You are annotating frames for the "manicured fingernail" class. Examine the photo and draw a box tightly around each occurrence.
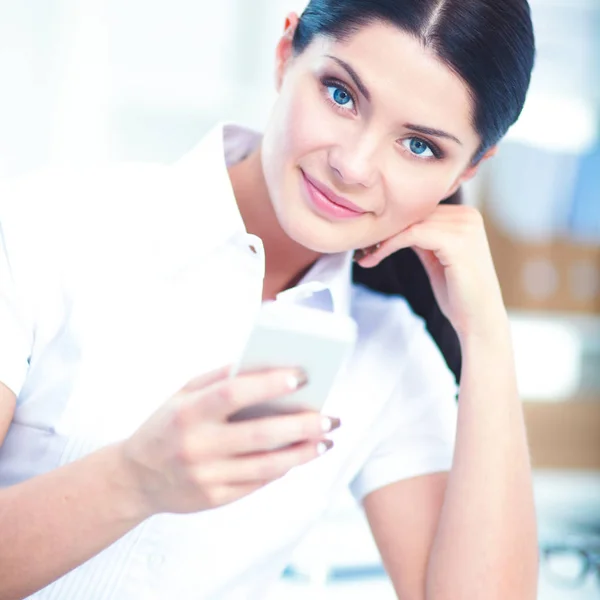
[317,440,334,455]
[321,416,341,433]
[286,370,308,391]
[353,249,367,262]
[353,244,381,263]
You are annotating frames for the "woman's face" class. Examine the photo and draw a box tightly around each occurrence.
[261,18,485,254]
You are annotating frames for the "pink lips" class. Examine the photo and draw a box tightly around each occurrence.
[301,170,366,220]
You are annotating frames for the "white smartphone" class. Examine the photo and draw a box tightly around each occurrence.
[228,301,358,421]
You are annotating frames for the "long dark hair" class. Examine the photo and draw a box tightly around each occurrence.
[292,0,536,382]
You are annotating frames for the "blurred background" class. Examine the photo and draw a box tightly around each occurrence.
[1,0,599,597]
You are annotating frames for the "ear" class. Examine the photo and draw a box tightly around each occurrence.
[444,145,498,198]
[275,13,300,91]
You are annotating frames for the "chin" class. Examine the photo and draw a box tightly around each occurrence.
[278,207,354,255]
[267,170,361,254]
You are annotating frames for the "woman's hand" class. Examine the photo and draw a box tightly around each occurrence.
[355,205,507,340]
[118,366,338,517]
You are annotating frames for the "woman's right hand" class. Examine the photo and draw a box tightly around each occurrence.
[118,366,339,517]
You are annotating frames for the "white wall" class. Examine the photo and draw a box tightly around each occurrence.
[0,0,597,176]
[0,0,310,176]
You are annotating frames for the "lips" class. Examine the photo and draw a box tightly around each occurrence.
[301,171,367,218]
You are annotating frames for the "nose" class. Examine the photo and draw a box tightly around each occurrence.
[328,132,379,188]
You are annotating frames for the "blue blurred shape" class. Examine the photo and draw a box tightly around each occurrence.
[569,144,600,243]
[281,563,388,583]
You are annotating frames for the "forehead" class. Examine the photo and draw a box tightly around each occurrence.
[305,21,479,147]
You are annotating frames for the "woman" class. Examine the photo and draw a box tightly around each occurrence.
[0,1,538,598]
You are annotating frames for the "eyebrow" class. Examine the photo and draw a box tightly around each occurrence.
[326,55,371,101]
[404,123,463,146]
[325,55,463,147]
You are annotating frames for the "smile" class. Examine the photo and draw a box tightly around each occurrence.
[300,170,367,221]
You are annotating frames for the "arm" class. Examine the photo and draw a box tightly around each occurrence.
[357,206,538,600]
[364,472,447,599]
[0,367,337,600]
[364,326,538,599]
[0,383,151,600]
[425,324,538,599]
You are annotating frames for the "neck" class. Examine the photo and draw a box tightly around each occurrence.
[227,145,321,301]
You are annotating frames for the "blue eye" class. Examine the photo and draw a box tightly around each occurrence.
[327,85,354,109]
[402,137,436,158]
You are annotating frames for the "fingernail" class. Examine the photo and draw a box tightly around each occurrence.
[317,440,334,455]
[353,244,381,262]
[321,416,341,433]
[353,249,367,262]
[286,370,308,391]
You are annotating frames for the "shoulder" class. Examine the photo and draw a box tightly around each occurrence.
[1,162,171,227]
[0,162,175,271]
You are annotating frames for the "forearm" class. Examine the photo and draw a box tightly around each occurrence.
[0,442,150,600]
[426,317,538,599]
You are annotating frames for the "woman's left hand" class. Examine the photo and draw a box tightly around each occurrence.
[355,205,507,340]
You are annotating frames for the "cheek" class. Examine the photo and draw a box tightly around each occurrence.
[277,84,339,167]
[263,86,317,187]
[385,166,456,223]
[374,168,455,238]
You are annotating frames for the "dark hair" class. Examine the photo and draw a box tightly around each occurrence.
[293,0,535,163]
[292,0,536,382]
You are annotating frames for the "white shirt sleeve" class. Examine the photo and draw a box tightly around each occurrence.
[0,226,34,397]
[0,178,37,397]
[350,315,459,503]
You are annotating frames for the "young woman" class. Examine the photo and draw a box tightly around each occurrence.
[0,1,538,598]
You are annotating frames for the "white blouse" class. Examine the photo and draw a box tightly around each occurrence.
[0,123,458,600]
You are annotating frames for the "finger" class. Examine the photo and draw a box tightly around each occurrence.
[170,411,340,464]
[211,439,334,484]
[224,412,341,455]
[354,226,420,268]
[182,365,233,392]
[357,223,452,268]
[197,368,308,420]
